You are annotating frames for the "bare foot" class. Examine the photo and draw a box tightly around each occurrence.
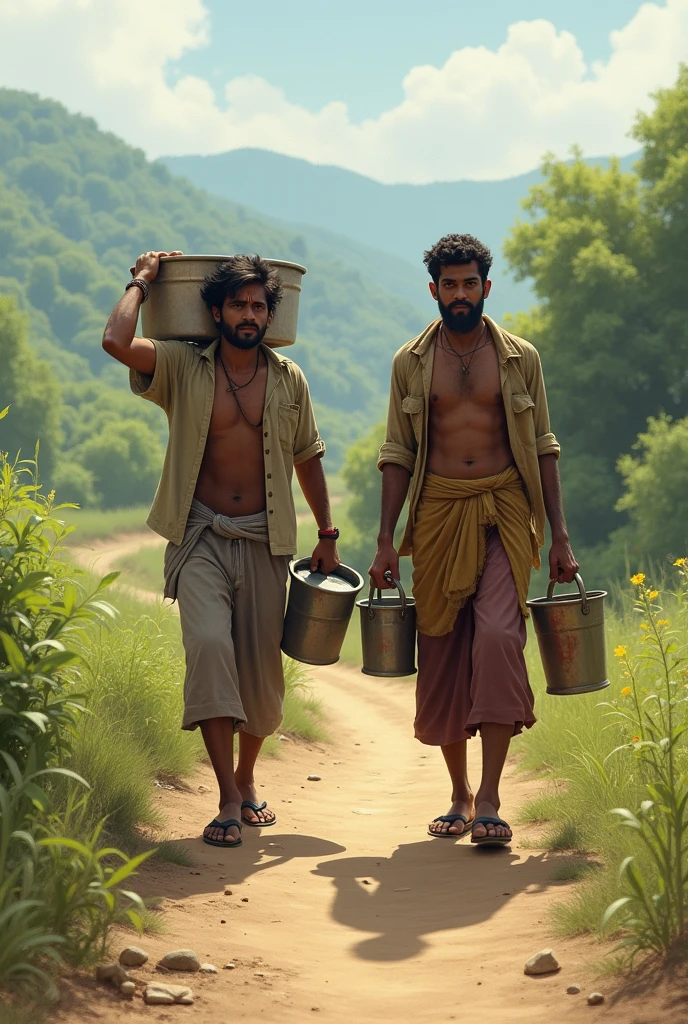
[472,800,512,842]
[237,780,276,825]
[203,798,242,845]
[428,796,475,837]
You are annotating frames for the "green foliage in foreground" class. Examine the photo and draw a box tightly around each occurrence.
[0,435,150,997]
[518,562,688,961]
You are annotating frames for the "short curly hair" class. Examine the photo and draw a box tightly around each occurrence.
[423,234,493,285]
[200,254,283,313]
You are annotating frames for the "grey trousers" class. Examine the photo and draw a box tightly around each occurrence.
[169,501,290,735]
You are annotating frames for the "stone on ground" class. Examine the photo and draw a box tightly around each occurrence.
[566,984,581,995]
[200,963,218,973]
[587,992,605,1006]
[157,949,201,972]
[523,949,561,976]
[96,963,131,987]
[307,774,322,781]
[119,945,149,967]
[144,982,194,1005]
[120,981,136,998]
[223,963,236,970]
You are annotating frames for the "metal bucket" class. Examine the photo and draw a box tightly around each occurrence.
[141,255,306,348]
[357,574,417,678]
[526,573,609,696]
[281,558,364,666]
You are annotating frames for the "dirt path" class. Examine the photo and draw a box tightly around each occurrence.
[55,540,663,1023]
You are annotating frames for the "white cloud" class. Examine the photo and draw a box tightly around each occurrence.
[0,0,686,182]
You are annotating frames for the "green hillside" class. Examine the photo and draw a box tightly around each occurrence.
[0,89,427,495]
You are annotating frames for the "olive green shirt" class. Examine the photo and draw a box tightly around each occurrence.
[130,338,325,553]
[378,315,560,555]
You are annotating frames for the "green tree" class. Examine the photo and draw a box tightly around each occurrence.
[74,419,163,509]
[616,415,688,563]
[0,296,62,478]
[504,67,688,560]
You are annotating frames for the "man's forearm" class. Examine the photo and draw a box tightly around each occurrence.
[378,463,411,541]
[295,456,333,531]
[539,453,568,540]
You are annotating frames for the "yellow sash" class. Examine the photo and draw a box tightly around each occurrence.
[411,466,539,636]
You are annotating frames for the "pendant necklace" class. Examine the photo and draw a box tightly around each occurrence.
[439,323,491,375]
[218,348,264,430]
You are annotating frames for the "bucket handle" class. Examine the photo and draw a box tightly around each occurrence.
[367,571,408,620]
[547,572,590,615]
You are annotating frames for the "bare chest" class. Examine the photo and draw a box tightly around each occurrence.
[429,341,503,415]
[208,364,268,437]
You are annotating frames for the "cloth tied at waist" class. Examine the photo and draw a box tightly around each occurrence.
[411,466,539,636]
[164,499,270,600]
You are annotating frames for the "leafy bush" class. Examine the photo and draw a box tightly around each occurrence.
[0,417,151,996]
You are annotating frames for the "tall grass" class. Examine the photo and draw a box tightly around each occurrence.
[517,564,688,949]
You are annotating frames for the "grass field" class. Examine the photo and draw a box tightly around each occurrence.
[59,505,150,543]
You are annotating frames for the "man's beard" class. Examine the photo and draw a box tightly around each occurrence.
[219,318,268,350]
[437,294,485,334]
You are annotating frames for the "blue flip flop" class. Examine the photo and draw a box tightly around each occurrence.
[428,813,474,839]
[202,817,243,848]
[471,816,512,847]
[241,800,276,828]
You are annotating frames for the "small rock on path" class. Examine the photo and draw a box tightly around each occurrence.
[157,949,201,972]
[119,945,149,967]
[587,992,605,1006]
[524,949,560,976]
[566,984,581,995]
[144,982,194,1005]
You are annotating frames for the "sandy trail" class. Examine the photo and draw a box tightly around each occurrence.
[54,541,665,1023]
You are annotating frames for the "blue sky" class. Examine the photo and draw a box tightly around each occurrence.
[0,0,685,182]
[170,0,647,120]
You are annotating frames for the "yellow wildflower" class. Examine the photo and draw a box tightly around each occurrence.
[631,573,646,585]
[614,645,627,658]
[674,558,686,567]
[657,619,670,627]
[640,623,650,630]
[648,590,659,600]
[633,736,640,743]
[621,686,632,696]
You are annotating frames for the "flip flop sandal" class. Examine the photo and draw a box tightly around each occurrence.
[470,816,512,847]
[241,800,276,828]
[202,817,243,848]
[427,813,474,839]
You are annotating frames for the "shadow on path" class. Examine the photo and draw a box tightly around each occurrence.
[313,840,553,961]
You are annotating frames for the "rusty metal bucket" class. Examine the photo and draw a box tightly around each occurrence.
[526,573,609,695]
[281,558,364,666]
[357,573,417,677]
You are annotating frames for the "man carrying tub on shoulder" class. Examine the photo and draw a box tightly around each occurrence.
[102,251,339,849]
[370,234,578,847]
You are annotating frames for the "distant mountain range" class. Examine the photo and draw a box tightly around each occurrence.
[164,149,639,323]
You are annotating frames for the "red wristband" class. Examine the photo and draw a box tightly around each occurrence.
[318,527,339,540]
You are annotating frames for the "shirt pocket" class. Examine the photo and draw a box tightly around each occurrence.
[278,403,300,452]
[511,392,536,448]
[401,395,424,443]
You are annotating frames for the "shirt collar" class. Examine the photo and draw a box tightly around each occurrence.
[199,337,283,379]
